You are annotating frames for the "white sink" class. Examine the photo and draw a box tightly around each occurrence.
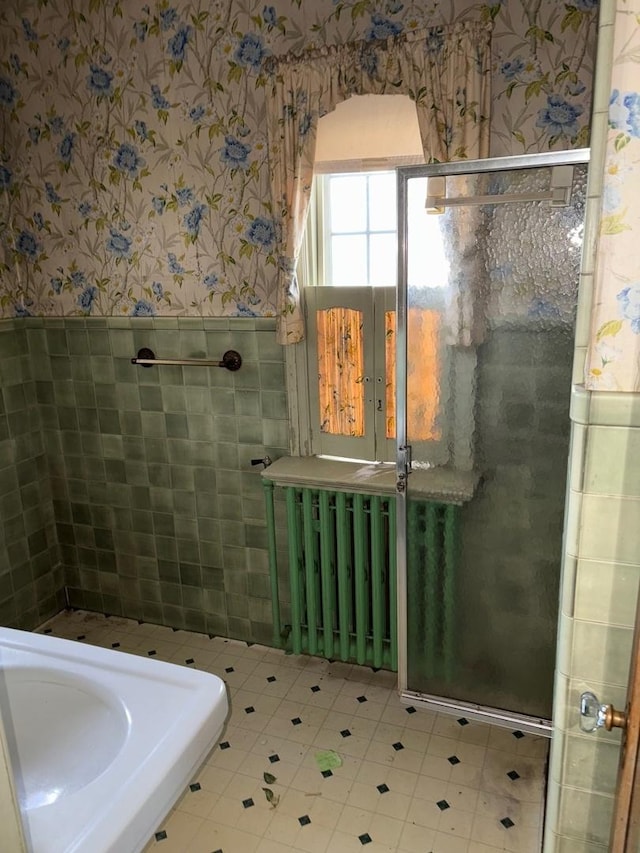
[0,628,228,853]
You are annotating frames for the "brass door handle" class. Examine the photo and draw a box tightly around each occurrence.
[580,691,628,732]
[603,704,627,731]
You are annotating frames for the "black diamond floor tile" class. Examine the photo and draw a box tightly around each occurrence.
[501,817,515,828]
[298,814,311,826]
[437,799,450,811]
[377,783,389,794]
[512,730,525,739]
[507,770,521,780]
[341,729,351,738]
[242,798,254,809]
[448,755,460,765]
[359,833,372,845]
[392,741,404,751]
[269,754,280,763]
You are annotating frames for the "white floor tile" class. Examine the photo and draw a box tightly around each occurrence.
[255,839,296,853]
[398,820,438,852]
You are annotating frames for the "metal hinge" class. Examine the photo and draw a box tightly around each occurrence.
[397,444,412,493]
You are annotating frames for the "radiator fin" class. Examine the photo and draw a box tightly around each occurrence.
[281,486,397,670]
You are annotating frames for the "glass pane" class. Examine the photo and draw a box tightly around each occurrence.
[369,233,396,287]
[316,307,365,436]
[407,177,450,290]
[403,162,588,719]
[386,310,441,442]
[385,312,395,440]
[407,308,441,443]
[329,175,366,232]
[369,172,397,231]
[331,235,367,286]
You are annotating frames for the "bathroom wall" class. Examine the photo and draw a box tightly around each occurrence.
[27,316,288,641]
[0,0,599,637]
[0,0,597,317]
[544,1,640,849]
[546,389,640,850]
[0,321,63,628]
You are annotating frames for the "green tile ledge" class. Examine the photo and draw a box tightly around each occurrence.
[261,456,479,504]
[571,385,640,428]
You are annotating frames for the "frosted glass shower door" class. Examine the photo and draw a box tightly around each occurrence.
[397,153,588,724]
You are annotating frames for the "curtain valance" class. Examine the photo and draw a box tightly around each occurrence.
[265,21,493,344]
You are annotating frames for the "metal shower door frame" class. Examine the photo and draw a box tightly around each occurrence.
[394,148,590,736]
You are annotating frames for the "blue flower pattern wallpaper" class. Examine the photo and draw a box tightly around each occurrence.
[0,0,597,319]
[585,1,640,391]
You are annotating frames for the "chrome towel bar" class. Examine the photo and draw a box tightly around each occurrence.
[131,347,242,371]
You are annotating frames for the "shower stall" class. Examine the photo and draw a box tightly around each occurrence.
[396,150,589,733]
[263,150,588,735]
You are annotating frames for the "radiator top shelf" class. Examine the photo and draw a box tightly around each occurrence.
[261,456,479,505]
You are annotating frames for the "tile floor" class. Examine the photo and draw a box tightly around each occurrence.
[37,610,548,853]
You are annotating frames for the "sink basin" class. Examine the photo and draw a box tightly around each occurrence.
[0,628,228,853]
[8,668,129,809]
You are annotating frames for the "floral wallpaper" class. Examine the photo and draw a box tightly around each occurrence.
[0,0,597,319]
[586,0,640,392]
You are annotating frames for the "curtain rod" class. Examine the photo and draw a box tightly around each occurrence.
[264,19,492,72]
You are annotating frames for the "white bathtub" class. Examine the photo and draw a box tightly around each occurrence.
[0,627,228,853]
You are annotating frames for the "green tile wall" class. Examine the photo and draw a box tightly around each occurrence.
[543,8,634,849]
[1,317,288,643]
[452,327,574,718]
[545,403,640,851]
[0,320,64,628]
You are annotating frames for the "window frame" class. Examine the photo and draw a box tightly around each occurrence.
[305,284,396,462]
[287,169,454,466]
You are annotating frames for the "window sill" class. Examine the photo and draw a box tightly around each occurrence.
[261,456,479,505]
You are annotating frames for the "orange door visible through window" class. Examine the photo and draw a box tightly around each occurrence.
[385,309,441,441]
[315,305,440,442]
[316,307,366,436]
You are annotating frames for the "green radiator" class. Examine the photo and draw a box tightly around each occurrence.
[263,482,457,673]
[406,500,459,682]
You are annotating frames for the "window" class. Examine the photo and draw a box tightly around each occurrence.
[322,172,397,288]
[281,94,474,470]
[299,171,447,464]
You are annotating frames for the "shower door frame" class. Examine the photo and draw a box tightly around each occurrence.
[395,148,591,737]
